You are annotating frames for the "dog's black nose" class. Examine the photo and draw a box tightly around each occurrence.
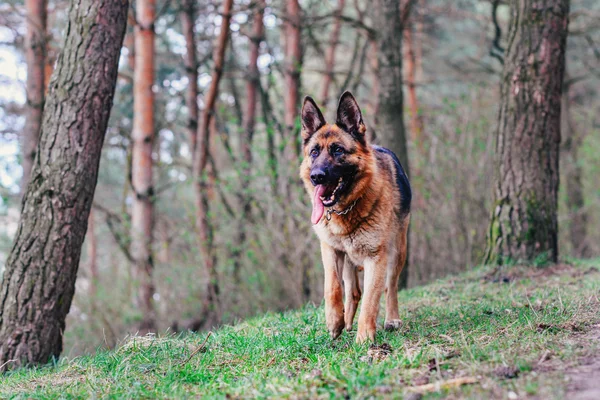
[310,168,327,185]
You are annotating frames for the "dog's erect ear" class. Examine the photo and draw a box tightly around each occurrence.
[336,91,366,139]
[301,96,326,142]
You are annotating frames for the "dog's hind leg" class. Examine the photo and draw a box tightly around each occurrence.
[321,241,345,339]
[384,218,409,331]
[343,257,361,331]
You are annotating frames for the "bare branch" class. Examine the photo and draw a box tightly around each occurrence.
[490,0,505,65]
[92,202,135,263]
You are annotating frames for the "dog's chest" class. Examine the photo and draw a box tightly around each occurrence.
[313,221,380,263]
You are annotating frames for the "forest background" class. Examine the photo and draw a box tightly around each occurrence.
[0,0,598,357]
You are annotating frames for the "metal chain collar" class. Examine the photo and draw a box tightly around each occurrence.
[325,198,360,221]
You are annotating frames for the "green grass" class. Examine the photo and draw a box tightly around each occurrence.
[2,260,599,399]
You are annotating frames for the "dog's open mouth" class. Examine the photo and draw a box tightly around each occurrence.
[311,177,346,224]
[319,177,344,207]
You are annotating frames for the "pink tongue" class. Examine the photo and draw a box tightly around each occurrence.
[311,185,326,224]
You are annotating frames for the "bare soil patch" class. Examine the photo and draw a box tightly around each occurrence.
[566,324,600,400]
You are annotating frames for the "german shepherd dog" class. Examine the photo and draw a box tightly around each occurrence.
[300,91,411,343]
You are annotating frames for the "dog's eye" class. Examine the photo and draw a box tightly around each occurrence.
[310,148,319,158]
[331,145,345,156]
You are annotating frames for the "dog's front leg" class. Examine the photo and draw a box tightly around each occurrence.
[320,241,345,339]
[356,252,387,343]
[343,257,361,332]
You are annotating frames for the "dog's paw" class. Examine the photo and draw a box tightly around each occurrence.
[328,316,345,339]
[384,319,403,331]
[326,308,345,339]
[355,327,376,344]
[329,324,344,340]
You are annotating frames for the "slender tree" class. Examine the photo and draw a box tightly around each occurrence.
[373,0,410,288]
[283,0,302,157]
[402,1,426,216]
[484,0,569,265]
[181,0,199,157]
[320,0,345,108]
[0,0,128,370]
[21,0,48,194]
[242,0,264,204]
[403,14,423,153]
[193,0,234,329]
[131,0,157,331]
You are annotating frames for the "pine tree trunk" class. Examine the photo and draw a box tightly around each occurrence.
[284,0,302,158]
[404,22,423,154]
[181,0,198,158]
[21,0,47,194]
[484,0,569,265]
[374,0,410,288]
[192,0,233,329]
[403,6,426,219]
[414,7,424,83]
[320,0,345,108]
[131,0,157,332]
[0,0,128,370]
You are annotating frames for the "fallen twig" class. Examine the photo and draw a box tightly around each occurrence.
[180,332,212,366]
[408,376,478,393]
[0,359,16,371]
[537,349,552,366]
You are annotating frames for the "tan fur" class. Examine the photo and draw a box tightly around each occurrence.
[300,121,410,343]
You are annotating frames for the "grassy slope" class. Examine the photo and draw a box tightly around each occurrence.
[1,260,599,399]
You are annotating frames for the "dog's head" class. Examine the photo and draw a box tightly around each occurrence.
[300,91,374,224]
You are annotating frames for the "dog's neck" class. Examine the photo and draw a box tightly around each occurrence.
[327,165,382,224]
[325,197,360,221]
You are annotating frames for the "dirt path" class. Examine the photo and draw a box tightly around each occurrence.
[566,324,600,400]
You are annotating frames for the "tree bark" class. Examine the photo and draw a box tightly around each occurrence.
[374,0,410,288]
[484,0,569,265]
[234,0,265,282]
[320,0,345,108]
[21,0,48,194]
[242,1,264,193]
[404,22,423,154]
[131,0,157,332]
[181,0,199,158]
[283,0,302,158]
[0,0,128,370]
[402,3,426,217]
[192,0,233,329]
